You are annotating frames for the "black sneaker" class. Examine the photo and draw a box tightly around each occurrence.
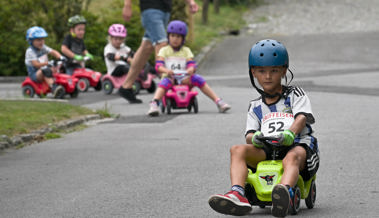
[52,84,65,99]
[271,184,291,217]
[119,86,142,104]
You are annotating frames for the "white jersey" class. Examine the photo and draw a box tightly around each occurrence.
[245,86,317,150]
[25,45,52,74]
[104,43,131,74]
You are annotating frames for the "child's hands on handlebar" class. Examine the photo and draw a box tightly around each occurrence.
[74,54,84,61]
[252,131,264,148]
[277,130,295,146]
[85,53,94,60]
[252,129,295,147]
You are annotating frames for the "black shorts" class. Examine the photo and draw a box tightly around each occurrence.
[111,65,129,77]
[257,139,320,181]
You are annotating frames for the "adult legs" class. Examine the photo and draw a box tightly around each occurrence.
[122,40,154,89]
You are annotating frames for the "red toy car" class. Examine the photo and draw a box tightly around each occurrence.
[22,61,79,99]
[68,58,102,92]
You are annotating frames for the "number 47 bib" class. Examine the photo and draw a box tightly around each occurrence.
[261,112,294,136]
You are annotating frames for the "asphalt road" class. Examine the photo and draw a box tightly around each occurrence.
[1,7,379,218]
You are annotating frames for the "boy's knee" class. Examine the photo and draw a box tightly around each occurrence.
[230,145,247,156]
[283,151,303,166]
[42,67,53,78]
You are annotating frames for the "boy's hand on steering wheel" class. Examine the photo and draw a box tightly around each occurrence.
[278,130,295,146]
[74,54,84,61]
[252,131,264,148]
[85,53,94,60]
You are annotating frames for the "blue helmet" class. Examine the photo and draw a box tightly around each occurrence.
[26,26,48,44]
[248,39,289,68]
[248,39,291,98]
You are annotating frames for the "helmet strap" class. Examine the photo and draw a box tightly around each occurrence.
[248,67,294,99]
[70,30,77,38]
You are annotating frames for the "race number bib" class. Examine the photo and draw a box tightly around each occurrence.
[261,112,294,136]
[165,57,186,70]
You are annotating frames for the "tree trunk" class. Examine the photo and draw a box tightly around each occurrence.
[202,0,209,24]
[214,0,220,14]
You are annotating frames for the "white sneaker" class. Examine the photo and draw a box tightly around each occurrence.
[216,99,231,113]
[147,101,160,116]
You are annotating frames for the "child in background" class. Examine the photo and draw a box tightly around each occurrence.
[61,15,94,75]
[104,24,134,77]
[208,39,319,217]
[147,20,231,116]
[25,26,65,97]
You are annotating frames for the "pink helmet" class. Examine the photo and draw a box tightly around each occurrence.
[108,24,127,37]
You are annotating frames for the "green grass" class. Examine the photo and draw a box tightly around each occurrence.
[0,100,95,137]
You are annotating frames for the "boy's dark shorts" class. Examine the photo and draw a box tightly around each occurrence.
[253,138,320,181]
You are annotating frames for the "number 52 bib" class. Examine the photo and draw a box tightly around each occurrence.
[261,112,294,136]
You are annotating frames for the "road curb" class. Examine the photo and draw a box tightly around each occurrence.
[194,40,218,68]
[0,114,104,150]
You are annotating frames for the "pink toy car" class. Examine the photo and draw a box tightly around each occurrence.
[102,64,156,95]
[161,70,198,114]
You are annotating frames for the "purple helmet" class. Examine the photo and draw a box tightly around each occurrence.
[167,20,188,38]
[108,24,127,38]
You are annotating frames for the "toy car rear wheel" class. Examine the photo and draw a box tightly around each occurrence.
[166,98,172,114]
[22,85,35,98]
[290,186,301,215]
[102,79,114,95]
[305,180,316,209]
[77,78,89,92]
[193,97,198,113]
[94,80,102,91]
[70,87,79,98]
[147,80,156,93]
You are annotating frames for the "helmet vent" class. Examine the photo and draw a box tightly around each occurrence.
[272,43,276,46]
[273,53,277,56]
[261,43,265,47]
[260,53,264,57]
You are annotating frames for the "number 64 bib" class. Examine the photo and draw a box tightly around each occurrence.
[165,57,186,70]
[261,112,294,136]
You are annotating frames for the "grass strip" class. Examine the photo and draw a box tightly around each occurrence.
[0,100,95,137]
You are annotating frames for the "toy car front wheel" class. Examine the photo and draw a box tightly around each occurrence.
[102,79,114,95]
[193,97,198,113]
[166,98,172,114]
[54,86,66,99]
[22,85,35,98]
[305,180,316,209]
[290,186,301,215]
[77,78,89,92]
[70,87,79,98]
